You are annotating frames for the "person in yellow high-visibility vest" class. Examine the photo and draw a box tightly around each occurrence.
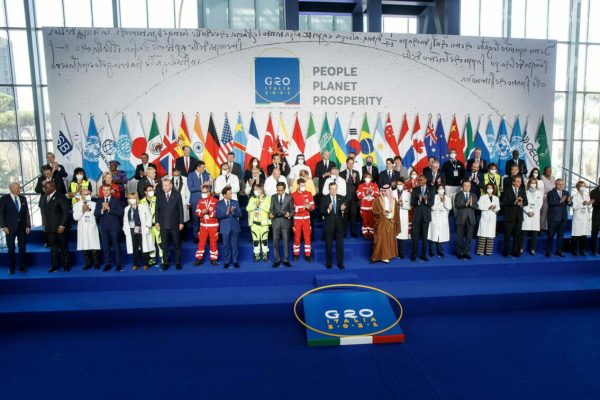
[139,184,162,268]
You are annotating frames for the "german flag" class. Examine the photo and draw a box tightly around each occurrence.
[204,114,221,179]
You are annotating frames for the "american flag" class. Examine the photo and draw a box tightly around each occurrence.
[217,114,233,165]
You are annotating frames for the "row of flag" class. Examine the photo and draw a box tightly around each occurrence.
[56,111,551,181]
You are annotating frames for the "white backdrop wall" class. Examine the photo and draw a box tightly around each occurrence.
[42,27,556,173]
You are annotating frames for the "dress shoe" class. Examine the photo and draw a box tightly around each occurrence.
[326,264,333,269]
[83,264,93,271]
[381,259,390,263]
[305,255,313,262]
[420,255,429,262]
[102,265,112,272]
[132,265,139,271]
[338,265,345,270]
[283,261,292,267]
[529,250,536,255]
[557,252,565,257]
[351,233,358,238]
[457,254,464,260]
[398,253,404,259]
[18,267,27,273]
[142,265,150,271]
[64,266,71,272]
[210,260,218,266]
[293,256,299,262]
[223,263,230,269]
[176,264,183,270]
[233,263,240,269]
[115,266,123,272]
[463,254,472,260]
[94,264,101,270]
[8,268,15,275]
[545,251,551,257]
[428,250,434,257]
[437,249,444,257]
[48,267,59,273]
[272,261,280,268]
[579,251,586,256]
[161,264,170,271]
[194,259,203,266]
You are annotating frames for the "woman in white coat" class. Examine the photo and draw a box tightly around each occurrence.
[427,185,452,257]
[520,178,544,255]
[123,193,154,270]
[391,177,412,258]
[571,181,593,256]
[288,154,312,186]
[476,183,501,256]
[72,187,101,270]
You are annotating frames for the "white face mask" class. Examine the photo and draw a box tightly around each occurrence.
[252,161,258,167]
[222,170,229,176]
[201,193,208,199]
[438,189,445,195]
[450,153,457,160]
[410,174,417,180]
[76,174,84,180]
[489,169,496,175]
[128,198,137,205]
[533,173,539,178]
[298,159,304,164]
[147,191,154,198]
[365,178,372,183]
[397,185,404,192]
[299,185,306,192]
[253,190,260,197]
[84,195,92,201]
[578,187,585,193]
[487,188,494,194]
[529,185,537,191]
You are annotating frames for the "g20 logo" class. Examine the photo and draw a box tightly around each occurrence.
[324,309,374,319]
[255,57,300,105]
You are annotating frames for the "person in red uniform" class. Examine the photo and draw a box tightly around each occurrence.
[356,172,380,238]
[194,184,219,266]
[291,178,315,262]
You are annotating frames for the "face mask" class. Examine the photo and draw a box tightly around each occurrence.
[201,193,208,199]
[84,195,92,201]
[128,199,137,205]
[533,173,539,178]
[147,191,154,197]
[410,174,417,180]
[487,188,494,194]
[365,178,371,183]
[252,161,258,167]
[438,189,445,195]
[489,169,496,175]
[222,170,229,176]
[529,185,537,190]
[366,161,373,167]
[450,153,457,159]
[578,187,585,193]
[397,185,404,192]
[299,185,306,192]
[298,159,304,164]
[76,174,84,180]
[253,191,260,197]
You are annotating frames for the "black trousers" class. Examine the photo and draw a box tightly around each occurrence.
[100,229,121,267]
[47,232,68,268]
[345,199,358,235]
[411,218,429,257]
[456,222,474,256]
[572,236,587,255]
[520,231,538,252]
[160,228,181,265]
[546,220,565,254]
[5,228,26,270]
[131,232,150,266]
[324,231,344,266]
[503,219,523,256]
[83,250,99,268]
[591,216,600,253]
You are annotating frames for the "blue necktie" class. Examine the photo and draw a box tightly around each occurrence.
[332,197,336,212]
[14,196,19,212]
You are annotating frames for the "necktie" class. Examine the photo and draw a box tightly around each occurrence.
[185,157,189,171]
[421,187,425,196]
[279,195,283,205]
[226,200,230,208]
[347,171,351,182]
[325,161,328,169]
[514,188,518,197]
[465,193,469,200]
[368,167,371,174]
[332,196,336,212]
[105,198,108,204]
[166,193,170,202]
[388,171,391,179]
[13,196,19,212]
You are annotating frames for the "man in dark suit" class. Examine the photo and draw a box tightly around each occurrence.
[463,161,485,195]
[225,152,244,184]
[320,182,346,270]
[269,182,294,267]
[216,186,242,269]
[410,175,435,261]
[502,164,524,194]
[137,166,162,199]
[378,158,401,188]
[94,184,124,271]
[424,160,445,189]
[340,157,360,237]
[454,181,479,259]
[504,149,528,176]
[361,155,379,183]
[267,153,290,179]
[590,177,600,254]
[0,182,30,274]
[134,153,157,180]
[35,165,66,194]
[545,179,572,257]
[466,148,488,173]
[174,146,198,177]
[315,151,336,194]
[155,178,184,270]
[40,180,70,272]
[501,175,528,257]
[41,152,68,181]
[422,156,437,176]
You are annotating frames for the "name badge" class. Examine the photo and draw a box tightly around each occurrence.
[129,220,135,228]
[453,170,459,177]
[134,226,141,234]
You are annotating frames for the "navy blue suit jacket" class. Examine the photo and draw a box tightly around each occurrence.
[0,194,30,232]
[546,189,572,223]
[94,197,124,232]
[188,170,212,207]
[216,199,241,234]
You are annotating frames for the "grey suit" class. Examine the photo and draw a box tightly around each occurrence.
[270,193,294,262]
[453,190,479,256]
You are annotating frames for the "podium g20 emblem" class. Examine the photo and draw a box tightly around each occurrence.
[255,57,300,105]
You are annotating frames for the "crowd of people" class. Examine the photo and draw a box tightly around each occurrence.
[1,148,600,275]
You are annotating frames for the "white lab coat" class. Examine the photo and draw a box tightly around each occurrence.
[522,189,543,231]
[321,176,347,196]
[392,188,412,240]
[214,174,240,200]
[122,203,154,254]
[171,175,191,222]
[571,191,592,236]
[477,194,501,238]
[264,175,290,197]
[72,200,101,250]
[428,194,452,242]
